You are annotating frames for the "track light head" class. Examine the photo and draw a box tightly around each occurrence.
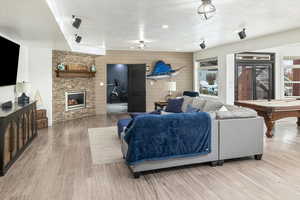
[200,41,206,49]
[72,15,82,29]
[138,40,146,49]
[238,28,247,40]
[75,34,82,43]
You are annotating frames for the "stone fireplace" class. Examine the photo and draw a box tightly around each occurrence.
[52,50,96,123]
[65,91,86,111]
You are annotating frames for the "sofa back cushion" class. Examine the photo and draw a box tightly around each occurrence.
[202,100,224,112]
[186,104,200,113]
[192,98,207,111]
[181,96,195,112]
[165,98,184,113]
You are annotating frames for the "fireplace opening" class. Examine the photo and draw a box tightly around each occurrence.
[65,91,86,111]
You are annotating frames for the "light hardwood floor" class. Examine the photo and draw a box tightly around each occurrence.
[1,115,300,200]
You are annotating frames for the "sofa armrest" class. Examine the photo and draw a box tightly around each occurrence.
[219,117,264,160]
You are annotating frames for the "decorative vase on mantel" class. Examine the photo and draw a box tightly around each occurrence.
[90,65,96,72]
[57,63,66,71]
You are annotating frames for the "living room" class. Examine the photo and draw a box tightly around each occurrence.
[2,0,300,199]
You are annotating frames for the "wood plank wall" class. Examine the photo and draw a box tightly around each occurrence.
[95,50,194,113]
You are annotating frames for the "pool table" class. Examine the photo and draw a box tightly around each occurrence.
[235,99,300,138]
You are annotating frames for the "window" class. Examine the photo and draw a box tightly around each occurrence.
[197,58,218,96]
[283,57,300,97]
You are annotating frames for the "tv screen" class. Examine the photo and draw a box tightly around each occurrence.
[0,35,20,87]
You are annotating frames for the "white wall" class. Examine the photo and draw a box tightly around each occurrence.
[0,45,53,126]
[194,27,300,104]
[0,31,53,125]
[28,48,53,126]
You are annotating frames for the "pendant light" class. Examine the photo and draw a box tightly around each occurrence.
[197,0,216,20]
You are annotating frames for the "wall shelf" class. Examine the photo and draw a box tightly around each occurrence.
[55,70,96,78]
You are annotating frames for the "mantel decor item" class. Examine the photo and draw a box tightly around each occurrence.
[57,63,66,71]
[165,81,177,101]
[90,65,96,72]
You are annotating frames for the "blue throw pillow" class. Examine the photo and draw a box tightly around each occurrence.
[186,104,200,113]
[165,98,184,113]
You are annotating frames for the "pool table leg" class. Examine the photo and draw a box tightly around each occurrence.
[263,115,274,138]
[297,118,300,127]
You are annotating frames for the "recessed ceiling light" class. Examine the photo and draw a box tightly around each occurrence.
[162,25,169,29]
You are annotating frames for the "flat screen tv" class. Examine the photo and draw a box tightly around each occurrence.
[0,35,20,87]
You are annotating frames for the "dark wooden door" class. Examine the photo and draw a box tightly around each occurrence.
[127,64,146,112]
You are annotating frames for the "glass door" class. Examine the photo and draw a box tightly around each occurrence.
[237,66,253,100]
[236,64,273,100]
[255,66,271,99]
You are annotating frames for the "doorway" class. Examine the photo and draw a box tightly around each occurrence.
[106,64,146,114]
[107,64,128,113]
[235,53,275,101]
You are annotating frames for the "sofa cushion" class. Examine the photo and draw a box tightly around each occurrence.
[165,98,184,113]
[216,108,257,119]
[224,104,242,111]
[202,100,224,112]
[192,98,207,111]
[181,96,194,112]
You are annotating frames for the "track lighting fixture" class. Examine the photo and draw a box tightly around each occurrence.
[200,41,206,49]
[197,0,216,20]
[238,28,247,40]
[138,41,146,49]
[72,15,82,29]
[75,34,82,43]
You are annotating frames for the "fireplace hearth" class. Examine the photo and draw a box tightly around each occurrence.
[65,91,86,111]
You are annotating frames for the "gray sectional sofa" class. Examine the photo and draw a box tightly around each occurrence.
[120,96,264,178]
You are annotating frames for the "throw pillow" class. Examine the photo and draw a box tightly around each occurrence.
[202,100,224,112]
[219,105,228,112]
[165,98,184,113]
[181,96,194,112]
[186,104,200,113]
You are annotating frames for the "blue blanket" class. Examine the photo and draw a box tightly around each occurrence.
[124,112,212,165]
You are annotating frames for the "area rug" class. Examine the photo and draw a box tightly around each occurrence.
[88,126,123,165]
